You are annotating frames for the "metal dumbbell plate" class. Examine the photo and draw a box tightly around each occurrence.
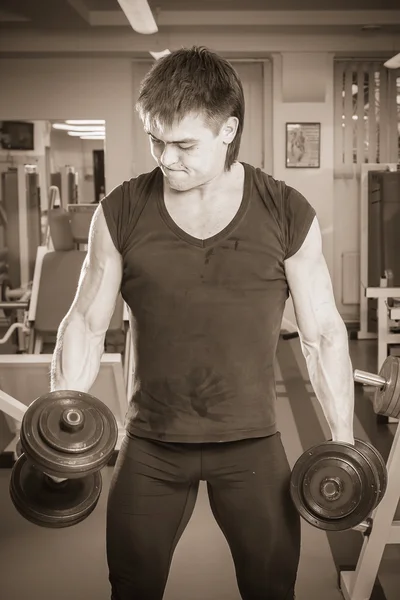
[15,438,23,458]
[20,390,118,479]
[354,439,387,507]
[10,454,102,528]
[374,356,400,418]
[290,441,379,531]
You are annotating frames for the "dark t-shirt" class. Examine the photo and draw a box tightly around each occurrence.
[101,162,316,443]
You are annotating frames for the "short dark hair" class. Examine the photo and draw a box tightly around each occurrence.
[135,46,245,171]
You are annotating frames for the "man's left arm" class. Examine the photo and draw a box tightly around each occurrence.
[284,215,355,445]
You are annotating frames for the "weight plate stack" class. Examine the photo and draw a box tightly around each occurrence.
[10,454,102,528]
[374,356,400,418]
[354,439,387,508]
[20,390,118,479]
[290,441,379,531]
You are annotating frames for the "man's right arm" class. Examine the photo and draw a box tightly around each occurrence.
[50,204,123,393]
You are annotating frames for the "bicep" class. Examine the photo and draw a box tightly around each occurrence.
[284,216,343,346]
[68,204,123,336]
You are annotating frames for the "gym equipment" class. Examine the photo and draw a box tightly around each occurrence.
[93,149,105,204]
[0,165,41,353]
[1,165,41,289]
[366,170,400,335]
[15,438,22,458]
[290,438,387,532]
[354,355,400,419]
[10,454,102,528]
[68,204,96,245]
[9,390,117,528]
[19,390,118,478]
[50,166,78,209]
[358,165,400,379]
[47,186,75,251]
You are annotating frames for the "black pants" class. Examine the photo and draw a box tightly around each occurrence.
[106,432,300,600]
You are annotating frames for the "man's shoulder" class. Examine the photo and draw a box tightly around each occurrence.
[244,162,286,203]
[106,166,161,203]
[124,166,160,193]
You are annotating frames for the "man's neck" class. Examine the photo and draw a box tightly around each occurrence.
[166,161,242,203]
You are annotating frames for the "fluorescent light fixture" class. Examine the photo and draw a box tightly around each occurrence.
[116,0,158,34]
[68,131,105,137]
[66,120,105,125]
[384,53,400,69]
[80,136,105,140]
[53,123,105,132]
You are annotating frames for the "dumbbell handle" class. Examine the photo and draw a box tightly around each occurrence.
[354,369,386,388]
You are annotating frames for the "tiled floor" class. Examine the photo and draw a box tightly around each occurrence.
[0,334,399,600]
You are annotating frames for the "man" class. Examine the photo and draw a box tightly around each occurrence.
[51,46,354,600]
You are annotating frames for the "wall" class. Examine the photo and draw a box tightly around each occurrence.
[0,59,134,193]
[272,53,338,325]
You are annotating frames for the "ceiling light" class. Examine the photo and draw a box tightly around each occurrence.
[80,136,105,140]
[66,120,105,125]
[67,131,105,137]
[384,53,400,69]
[54,123,105,132]
[116,0,158,34]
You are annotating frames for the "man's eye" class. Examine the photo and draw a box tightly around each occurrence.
[150,137,193,150]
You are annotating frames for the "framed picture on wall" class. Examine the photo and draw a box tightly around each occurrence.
[285,122,320,168]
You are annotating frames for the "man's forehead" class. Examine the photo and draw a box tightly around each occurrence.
[145,129,200,144]
[145,113,210,142]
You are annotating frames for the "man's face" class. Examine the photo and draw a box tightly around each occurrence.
[145,112,237,192]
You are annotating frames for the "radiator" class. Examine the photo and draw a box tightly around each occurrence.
[342,251,360,305]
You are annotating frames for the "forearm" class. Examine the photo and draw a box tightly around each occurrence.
[301,323,355,443]
[50,314,105,393]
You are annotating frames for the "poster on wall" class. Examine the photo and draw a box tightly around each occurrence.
[285,122,320,168]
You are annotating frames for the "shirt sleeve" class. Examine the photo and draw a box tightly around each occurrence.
[100,182,130,255]
[281,184,316,260]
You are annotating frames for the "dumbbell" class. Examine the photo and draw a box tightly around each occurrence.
[9,390,118,528]
[290,438,387,533]
[353,355,400,419]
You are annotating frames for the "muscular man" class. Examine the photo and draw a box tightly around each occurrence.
[51,46,355,600]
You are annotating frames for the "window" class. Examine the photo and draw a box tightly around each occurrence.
[334,61,400,174]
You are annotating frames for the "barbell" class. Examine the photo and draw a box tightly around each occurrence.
[10,390,118,528]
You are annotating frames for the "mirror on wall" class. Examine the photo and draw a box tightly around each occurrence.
[0,119,106,208]
[49,119,106,206]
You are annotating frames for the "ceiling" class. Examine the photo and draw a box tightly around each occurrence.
[85,0,399,9]
[0,0,399,31]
